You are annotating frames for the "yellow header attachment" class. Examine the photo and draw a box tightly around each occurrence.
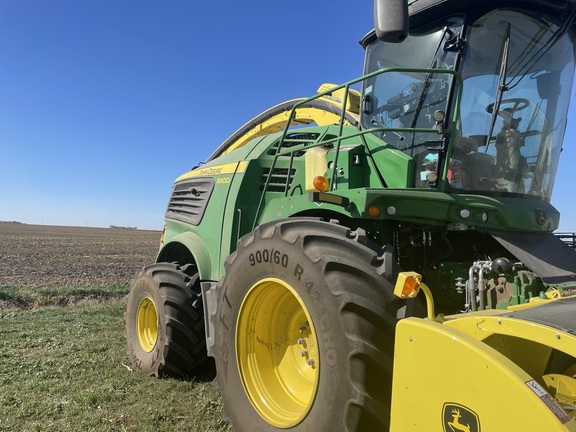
[209,84,361,160]
[316,83,360,114]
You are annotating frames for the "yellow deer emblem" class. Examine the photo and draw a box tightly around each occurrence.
[448,408,471,432]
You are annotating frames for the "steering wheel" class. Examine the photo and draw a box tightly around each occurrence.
[486,98,530,116]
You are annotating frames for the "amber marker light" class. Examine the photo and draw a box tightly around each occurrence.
[367,205,381,218]
[394,271,439,321]
[313,176,329,192]
[394,272,422,299]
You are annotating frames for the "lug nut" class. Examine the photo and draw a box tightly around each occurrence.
[300,350,308,357]
[297,338,306,345]
[306,359,315,367]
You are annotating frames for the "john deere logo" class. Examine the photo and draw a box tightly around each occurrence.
[536,208,546,225]
[442,403,480,432]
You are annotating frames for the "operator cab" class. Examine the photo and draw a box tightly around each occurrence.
[361,4,576,201]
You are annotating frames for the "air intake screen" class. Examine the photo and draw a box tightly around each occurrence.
[165,178,215,225]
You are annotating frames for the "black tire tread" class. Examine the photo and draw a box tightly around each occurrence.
[126,262,213,377]
[217,218,400,431]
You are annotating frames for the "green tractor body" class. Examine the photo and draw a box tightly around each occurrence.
[126,1,576,430]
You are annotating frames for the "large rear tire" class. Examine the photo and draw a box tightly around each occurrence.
[214,219,401,431]
[125,262,212,377]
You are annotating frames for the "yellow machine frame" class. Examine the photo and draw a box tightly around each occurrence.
[391,272,576,431]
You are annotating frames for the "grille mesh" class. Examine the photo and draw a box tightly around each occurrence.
[165,178,215,225]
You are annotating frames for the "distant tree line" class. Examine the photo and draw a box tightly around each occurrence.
[110,225,138,230]
[0,221,25,224]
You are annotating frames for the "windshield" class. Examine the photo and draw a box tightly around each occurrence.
[362,8,576,201]
[362,17,464,189]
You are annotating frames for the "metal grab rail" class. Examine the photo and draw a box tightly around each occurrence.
[253,67,464,229]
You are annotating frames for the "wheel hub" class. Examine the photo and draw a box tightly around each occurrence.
[236,278,320,428]
[136,297,158,352]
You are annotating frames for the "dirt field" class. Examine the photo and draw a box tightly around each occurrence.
[0,222,161,287]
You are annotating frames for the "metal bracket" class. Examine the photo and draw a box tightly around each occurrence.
[200,281,218,358]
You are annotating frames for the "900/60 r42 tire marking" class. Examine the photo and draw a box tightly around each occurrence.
[248,248,289,267]
[214,218,401,432]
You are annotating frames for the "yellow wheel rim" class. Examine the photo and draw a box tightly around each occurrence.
[136,297,158,352]
[236,278,319,428]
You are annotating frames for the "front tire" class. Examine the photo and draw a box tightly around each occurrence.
[125,262,212,377]
[214,219,401,431]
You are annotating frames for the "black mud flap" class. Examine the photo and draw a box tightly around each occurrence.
[488,230,576,285]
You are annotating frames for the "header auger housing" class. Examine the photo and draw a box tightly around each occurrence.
[126,0,576,430]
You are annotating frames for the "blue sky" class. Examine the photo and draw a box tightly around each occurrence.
[0,1,575,231]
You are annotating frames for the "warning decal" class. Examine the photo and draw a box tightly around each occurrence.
[525,379,571,424]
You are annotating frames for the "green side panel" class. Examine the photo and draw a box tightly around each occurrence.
[334,146,366,189]
[188,135,268,171]
[160,135,275,281]
[160,221,213,279]
[161,166,246,281]
[259,189,559,233]
[217,161,264,278]
[362,190,559,231]
[363,133,414,188]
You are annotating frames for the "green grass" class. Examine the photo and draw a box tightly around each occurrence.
[0,287,232,432]
[0,285,130,309]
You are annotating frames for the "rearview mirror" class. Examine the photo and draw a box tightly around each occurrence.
[374,0,409,43]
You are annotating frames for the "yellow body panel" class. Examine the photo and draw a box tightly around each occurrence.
[391,318,576,432]
[175,161,248,182]
[443,314,576,366]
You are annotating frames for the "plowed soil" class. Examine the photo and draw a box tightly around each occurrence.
[0,223,160,287]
